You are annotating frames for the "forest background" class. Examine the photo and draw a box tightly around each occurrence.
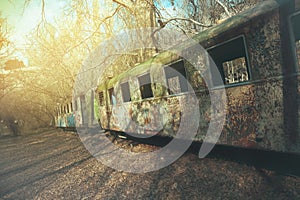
[0,0,259,134]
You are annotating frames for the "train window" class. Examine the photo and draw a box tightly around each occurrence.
[98,91,104,106]
[108,88,116,105]
[138,73,153,99]
[121,82,131,102]
[208,36,250,85]
[291,13,300,68]
[74,100,78,111]
[80,95,86,124]
[164,60,188,94]
[91,90,94,121]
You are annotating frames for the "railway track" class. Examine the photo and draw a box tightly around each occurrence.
[104,130,300,177]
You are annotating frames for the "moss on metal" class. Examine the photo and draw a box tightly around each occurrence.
[97,0,285,92]
[95,0,300,153]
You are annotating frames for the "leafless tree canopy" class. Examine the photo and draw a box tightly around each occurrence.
[0,0,260,132]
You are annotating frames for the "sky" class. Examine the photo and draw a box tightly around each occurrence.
[0,0,176,64]
[0,0,67,61]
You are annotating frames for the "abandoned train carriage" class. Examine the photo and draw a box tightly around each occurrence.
[54,102,76,129]
[93,0,300,153]
[55,90,100,129]
[55,0,300,153]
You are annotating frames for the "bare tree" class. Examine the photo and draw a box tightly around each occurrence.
[0,0,262,132]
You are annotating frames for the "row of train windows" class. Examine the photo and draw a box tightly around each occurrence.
[98,36,250,105]
[98,10,300,106]
[98,11,300,106]
[98,61,190,106]
[57,103,73,115]
[98,12,300,106]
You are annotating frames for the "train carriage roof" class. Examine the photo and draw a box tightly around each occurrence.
[192,0,282,44]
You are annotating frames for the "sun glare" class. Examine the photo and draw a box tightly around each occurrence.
[0,0,66,51]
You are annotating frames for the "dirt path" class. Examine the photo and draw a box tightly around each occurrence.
[0,130,300,199]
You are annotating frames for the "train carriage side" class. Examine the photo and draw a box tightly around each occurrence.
[96,52,189,135]
[55,102,76,130]
[191,0,300,153]
[95,0,300,154]
[73,89,100,129]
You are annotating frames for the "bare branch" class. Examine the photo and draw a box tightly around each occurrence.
[151,17,212,41]
[112,0,133,13]
[161,17,212,28]
[41,0,46,22]
[216,0,232,17]
[65,5,123,54]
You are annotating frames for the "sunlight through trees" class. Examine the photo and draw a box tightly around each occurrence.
[0,0,259,133]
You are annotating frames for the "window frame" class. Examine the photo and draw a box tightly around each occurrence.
[98,91,104,106]
[120,81,131,103]
[62,105,65,114]
[66,103,69,113]
[74,100,78,111]
[289,11,300,71]
[138,72,154,99]
[163,59,189,95]
[80,95,86,124]
[58,106,61,116]
[108,87,115,105]
[206,35,251,87]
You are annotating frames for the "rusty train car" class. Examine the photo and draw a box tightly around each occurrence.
[57,0,300,154]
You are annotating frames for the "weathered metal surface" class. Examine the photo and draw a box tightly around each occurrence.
[55,113,76,128]
[94,0,300,153]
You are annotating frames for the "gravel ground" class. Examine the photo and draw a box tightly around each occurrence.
[0,129,300,200]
